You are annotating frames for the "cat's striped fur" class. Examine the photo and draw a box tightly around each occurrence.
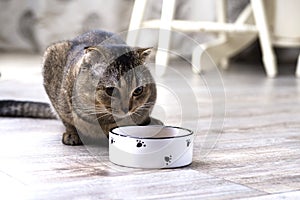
[0,100,55,119]
[0,30,162,145]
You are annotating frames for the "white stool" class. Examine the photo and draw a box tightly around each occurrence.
[127,0,300,77]
[127,0,258,76]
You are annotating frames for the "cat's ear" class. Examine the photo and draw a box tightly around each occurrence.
[84,46,98,54]
[84,46,108,60]
[43,40,72,78]
[135,47,152,62]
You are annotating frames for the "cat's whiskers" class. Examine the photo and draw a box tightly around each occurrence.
[72,105,110,118]
[96,113,113,120]
[137,105,153,111]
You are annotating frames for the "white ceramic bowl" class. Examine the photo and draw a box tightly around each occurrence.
[109,125,194,168]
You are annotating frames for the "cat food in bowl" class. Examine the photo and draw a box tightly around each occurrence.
[109,125,194,168]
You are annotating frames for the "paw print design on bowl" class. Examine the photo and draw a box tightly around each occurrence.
[164,155,172,165]
[186,139,191,147]
[136,140,146,148]
[110,137,115,144]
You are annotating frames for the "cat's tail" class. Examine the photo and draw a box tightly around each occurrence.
[0,100,57,119]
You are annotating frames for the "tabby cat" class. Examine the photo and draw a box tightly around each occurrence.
[0,30,162,145]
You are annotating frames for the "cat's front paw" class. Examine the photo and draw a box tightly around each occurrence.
[149,117,164,125]
[62,132,83,146]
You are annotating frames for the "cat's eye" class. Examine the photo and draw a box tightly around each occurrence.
[105,87,120,97]
[133,86,144,96]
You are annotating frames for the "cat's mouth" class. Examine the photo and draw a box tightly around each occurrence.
[109,111,145,124]
[112,112,133,122]
[93,111,131,124]
[94,106,148,124]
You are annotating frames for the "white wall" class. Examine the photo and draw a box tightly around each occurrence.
[0,0,247,54]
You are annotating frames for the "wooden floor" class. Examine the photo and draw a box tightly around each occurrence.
[0,53,300,199]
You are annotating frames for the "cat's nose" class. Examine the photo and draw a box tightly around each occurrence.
[121,105,129,114]
[121,102,132,114]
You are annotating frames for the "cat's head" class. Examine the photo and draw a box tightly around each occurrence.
[73,45,156,126]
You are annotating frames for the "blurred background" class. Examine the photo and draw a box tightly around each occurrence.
[0,0,299,69]
[0,0,257,60]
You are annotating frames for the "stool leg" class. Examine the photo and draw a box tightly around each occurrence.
[155,0,176,76]
[126,0,148,46]
[251,0,277,78]
[192,36,227,74]
[216,0,229,70]
[296,53,300,77]
[192,44,203,74]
